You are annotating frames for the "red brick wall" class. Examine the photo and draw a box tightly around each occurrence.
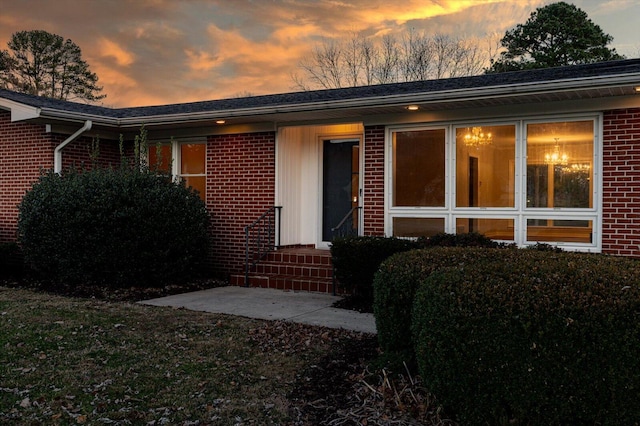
[0,112,56,242]
[61,136,123,170]
[602,108,640,256]
[206,131,276,276]
[363,125,385,236]
[0,112,124,243]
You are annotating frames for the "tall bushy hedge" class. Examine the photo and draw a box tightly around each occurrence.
[411,251,640,424]
[18,166,210,288]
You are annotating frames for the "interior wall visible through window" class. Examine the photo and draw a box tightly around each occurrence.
[387,116,598,249]
[148,140,207,200]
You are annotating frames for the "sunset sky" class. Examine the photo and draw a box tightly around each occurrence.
[0,0,638,107]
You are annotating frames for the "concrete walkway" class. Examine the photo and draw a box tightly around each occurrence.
[141,286,376,334]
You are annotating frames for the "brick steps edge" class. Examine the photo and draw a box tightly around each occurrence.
[230,274,341,294]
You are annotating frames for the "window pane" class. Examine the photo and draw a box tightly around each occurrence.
[527,165,548,207]
[393,129,445,207]
[181,143,206,174]
[456,218,514,240]
[183,176,206,200]
[526,121,593,208]
[148,144,172,173]
[393,217,444,237]
[553,165,590,208]
[527,219,592,243]
[456,125,515,207]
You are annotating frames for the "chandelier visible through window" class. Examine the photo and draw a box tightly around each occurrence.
[544,138,569,165]
[464,127,492,148]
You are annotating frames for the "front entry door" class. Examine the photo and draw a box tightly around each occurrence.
[322,139,360,242]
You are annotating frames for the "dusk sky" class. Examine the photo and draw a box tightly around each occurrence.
[1,0,638,107]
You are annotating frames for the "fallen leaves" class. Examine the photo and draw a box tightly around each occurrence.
[1,286,446,425]
[248,319,372,356]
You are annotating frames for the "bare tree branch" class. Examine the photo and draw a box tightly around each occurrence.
[293,30,493,90]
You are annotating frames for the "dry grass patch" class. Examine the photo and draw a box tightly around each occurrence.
[0,287,367,425]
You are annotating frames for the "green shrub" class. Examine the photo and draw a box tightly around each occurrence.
[373,247,511,362]
[417,231,503,248]
[18,166,210,288]
[412,251,640,425]
[333,232,502,310]
[0,242,23,279]
[330,236,418,303]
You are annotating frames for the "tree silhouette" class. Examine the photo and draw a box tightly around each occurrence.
[487,2,624,73]
[0,30,105,102]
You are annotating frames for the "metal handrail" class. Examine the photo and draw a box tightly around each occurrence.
[331,206,362,295]
[331,206,362,239]
[244,206,282,286]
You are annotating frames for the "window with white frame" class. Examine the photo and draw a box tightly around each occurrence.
[387,116,599,249]
[148,140,206,200]
[391,128,446,237]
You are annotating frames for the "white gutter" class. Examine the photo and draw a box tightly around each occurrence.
[54,120,92,173]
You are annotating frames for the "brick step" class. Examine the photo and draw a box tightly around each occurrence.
[253,262,333,279]
[264,249,332,267]
[230,274,339,294]
[233,248,338,294]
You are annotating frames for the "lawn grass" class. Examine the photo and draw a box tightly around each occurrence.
[0,286,368,425]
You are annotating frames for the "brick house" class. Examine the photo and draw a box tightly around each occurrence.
[1,59,640,291]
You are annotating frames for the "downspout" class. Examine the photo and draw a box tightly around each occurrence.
[54,120,93,173]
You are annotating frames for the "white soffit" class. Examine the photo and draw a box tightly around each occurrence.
[0,98,40,121]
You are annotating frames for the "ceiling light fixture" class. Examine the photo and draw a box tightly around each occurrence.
[216,120,226,124]
[407,105,419,111]
[464,127,492,148]
[634,86,640,93]
[544,137,569,165]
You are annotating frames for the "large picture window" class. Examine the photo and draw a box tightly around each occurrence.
[387,116,598,250]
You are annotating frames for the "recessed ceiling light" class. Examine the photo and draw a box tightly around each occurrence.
[634,86,640,93]
[407,105,419,111]
[216,120,226,124]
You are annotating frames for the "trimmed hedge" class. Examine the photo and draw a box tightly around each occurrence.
[373,247,510,359]
[418,231,503,248]
[333,233,498,307]
[331,236,418,303]
[18,167,210,288]
[411,251,640,424]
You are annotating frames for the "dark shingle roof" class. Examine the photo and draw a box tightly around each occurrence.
[2,59,640,120]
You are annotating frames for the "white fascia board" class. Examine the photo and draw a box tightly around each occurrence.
[0,98,40,121]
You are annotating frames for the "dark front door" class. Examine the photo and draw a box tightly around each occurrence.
[322,139,359,241]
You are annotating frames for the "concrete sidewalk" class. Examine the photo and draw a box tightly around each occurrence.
[140,286,376,334]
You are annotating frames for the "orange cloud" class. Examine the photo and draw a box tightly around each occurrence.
[185,49,219,72]
[97,38,135,66]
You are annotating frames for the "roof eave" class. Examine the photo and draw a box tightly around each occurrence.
[0,98,41,121]
[17,72,640,128]
[113,73,640,126]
